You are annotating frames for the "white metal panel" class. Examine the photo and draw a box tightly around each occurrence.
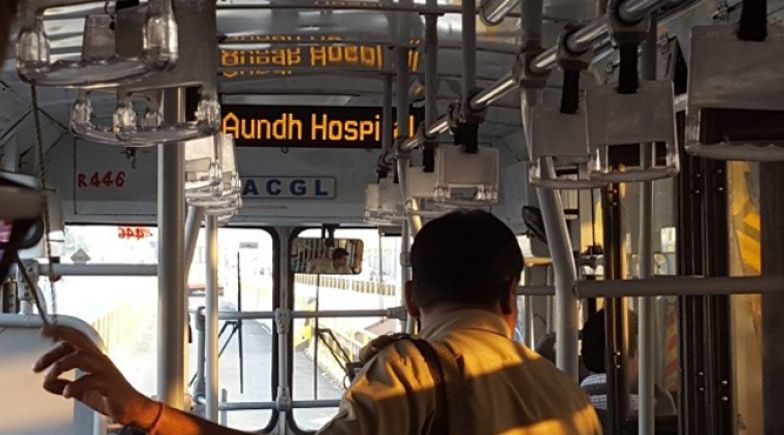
[72,140,157,218]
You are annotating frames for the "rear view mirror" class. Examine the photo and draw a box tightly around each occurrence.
[291,238,364,275]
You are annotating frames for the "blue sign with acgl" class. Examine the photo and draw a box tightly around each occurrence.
[241,176,336,199]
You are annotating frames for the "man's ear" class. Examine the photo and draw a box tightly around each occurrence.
[404,281,421,318]
[500,279,519,315]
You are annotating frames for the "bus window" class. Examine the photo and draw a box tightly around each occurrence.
[50,225,276,431]
[291,228,403,431]
[50,225,159,395]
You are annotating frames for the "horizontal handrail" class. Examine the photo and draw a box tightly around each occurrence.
[215,307,407,321]
[216,399,341,411]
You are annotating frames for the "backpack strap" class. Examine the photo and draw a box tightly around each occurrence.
[360,334,464,435]
[409,338,450,435]
[423,339,466,435]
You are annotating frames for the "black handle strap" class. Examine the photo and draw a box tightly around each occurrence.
[617,42,640,94]
[423,142,436,173]
[454,122,479,154]
[738,0,768,41]
[557,23,593,115]
[377,163,390,181]
[560,68,581,114]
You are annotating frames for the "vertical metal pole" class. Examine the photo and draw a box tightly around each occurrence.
[219,389,228,426]
[394,43,411,194]
[157,87,186,409]
[604,180,630,435]
[521,0,543,46]
[205,215,219,421]
[638,16,657,435]
[184,206,205,278]
[396,47,410,143]
[395,2,415,335]
[545,266,554,334]
[521,0,545,352]
[185,205,204,396]
[536,158,580,380]
[313,275,320,399]
[638,173,656,434]
[394,0,410,143]
[760,162,784,434]
[236,251,245,394]
[276,227,293,433]
[461,0,477,119]
[524,294,535,348]
[382,74,393,157]
[193,308,206,399]
[402,221,414,334]
[378,232,385,308]
[424,0,438,128]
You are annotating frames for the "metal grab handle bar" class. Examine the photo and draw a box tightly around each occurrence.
[217,308,407,321]
[400,0,677,153]
[215,399,341,411]
[39,263,158,276]
[574,276,784,297]
[517,276,784,297]
[70,95,219,147]
[17,0,178,88]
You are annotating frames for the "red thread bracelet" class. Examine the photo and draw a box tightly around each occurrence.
[146,402,165,434]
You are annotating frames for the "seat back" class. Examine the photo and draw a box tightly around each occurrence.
[0,314,106,435]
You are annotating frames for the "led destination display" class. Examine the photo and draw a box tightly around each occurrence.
[222,105,422,148]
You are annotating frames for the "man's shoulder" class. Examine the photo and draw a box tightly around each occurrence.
[359,334,430,366]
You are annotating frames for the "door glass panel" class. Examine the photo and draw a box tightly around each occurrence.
[291,228,403,431]
[188,228,275,431]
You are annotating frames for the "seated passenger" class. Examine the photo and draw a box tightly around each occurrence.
[307,247,354,274]
[580,309,676,415]
[34,210,601,434]
[534,331,591,382]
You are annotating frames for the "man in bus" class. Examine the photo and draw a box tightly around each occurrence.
[580,309,676,416]
[34,210,602,434]
[308,247,353,274]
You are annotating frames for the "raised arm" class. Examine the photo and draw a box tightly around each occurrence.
[33,325,250,435]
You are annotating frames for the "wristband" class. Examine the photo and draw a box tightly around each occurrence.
[145,402,165,434]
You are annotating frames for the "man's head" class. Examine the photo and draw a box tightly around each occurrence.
[580,308,639,376]
[406,210,523,318]
[331,247,349,269]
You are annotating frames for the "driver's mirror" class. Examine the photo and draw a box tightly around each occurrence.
[291,238,364,275]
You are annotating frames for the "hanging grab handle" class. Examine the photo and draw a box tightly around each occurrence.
[617,43,640,94]
[610,0,648,94]
[557,24,592,114]
[560,69,581,114]
[738,0,768,41]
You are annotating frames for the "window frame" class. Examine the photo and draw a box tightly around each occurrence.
[286,225,402,434]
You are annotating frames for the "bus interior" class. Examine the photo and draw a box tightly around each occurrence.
[0,0,783,434]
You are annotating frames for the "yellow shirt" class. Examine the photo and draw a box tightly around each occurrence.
[317,309,602,435]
